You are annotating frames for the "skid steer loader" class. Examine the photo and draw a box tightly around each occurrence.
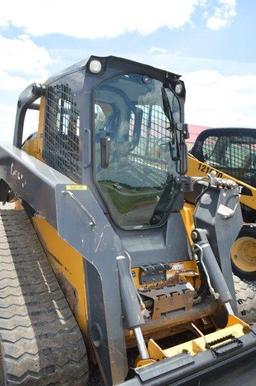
[188,127,256,280]
[0,56,256,386]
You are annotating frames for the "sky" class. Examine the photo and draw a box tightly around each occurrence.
[1,0,256,142]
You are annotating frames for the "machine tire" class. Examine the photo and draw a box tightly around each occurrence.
[231,226,256,280]
[234,274,256,324]
[0,209,89,385]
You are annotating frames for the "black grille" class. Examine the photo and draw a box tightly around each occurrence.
[201,134,256,187]
[44,84,81,182]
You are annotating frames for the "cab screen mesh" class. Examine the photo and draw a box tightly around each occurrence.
[200,134,256,187]
[128,105,171,183]
[44,84,81,182]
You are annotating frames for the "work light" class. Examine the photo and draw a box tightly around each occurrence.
[89,59,102,74]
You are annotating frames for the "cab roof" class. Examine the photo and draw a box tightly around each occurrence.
[45,55,181,85]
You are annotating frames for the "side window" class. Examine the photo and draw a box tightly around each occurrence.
[225,143,250,168]
[201,135,219,163]
[44,83,81,182]
[200,134,256,186]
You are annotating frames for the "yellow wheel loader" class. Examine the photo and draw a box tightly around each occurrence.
[188,128,256,280]
[0,56,256,385]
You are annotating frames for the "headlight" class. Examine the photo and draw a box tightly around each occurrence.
[175,82,183,95]
[89,59,102,74]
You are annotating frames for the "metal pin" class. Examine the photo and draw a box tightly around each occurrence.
[225,302,234,315]
[134,327,149,360]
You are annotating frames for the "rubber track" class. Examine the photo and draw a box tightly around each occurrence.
[234,274,256,324]
[0,209,89,385]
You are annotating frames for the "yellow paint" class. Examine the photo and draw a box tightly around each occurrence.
[226,314,249,329]
[231,236,256,273]
[133,315,249,368]
[14,199,24,210]
[66,185,88,191]
[180,202,195,245]
[148,339,165,360]
[22,97,46,161]
[131,268,140,288]
[150,320,246,359]
[132,261,200,289]
[135,358,156,368]
[22,133,41,158]
[32,215,88,335]
[188,154,256,210]
[163,323,244,357]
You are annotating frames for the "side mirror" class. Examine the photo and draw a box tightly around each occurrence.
[100,136,111,168]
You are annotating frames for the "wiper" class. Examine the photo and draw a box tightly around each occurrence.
[161,87,180,162]
[161,86,174,124]
[150,174,192,225]
[150,174,180,225]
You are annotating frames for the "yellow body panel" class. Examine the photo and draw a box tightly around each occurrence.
[22,97,45,160]
[32,216,88,334]
[164,324,244,357]
[180,202,195,245]
[146,315,248,361]
[131,260,200,290]
[188,154,256,210]
[132,267,140,288]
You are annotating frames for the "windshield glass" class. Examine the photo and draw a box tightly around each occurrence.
[94,73,181,229]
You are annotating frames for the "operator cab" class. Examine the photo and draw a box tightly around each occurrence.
[18,56,188,230]
[94,72,185,229]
